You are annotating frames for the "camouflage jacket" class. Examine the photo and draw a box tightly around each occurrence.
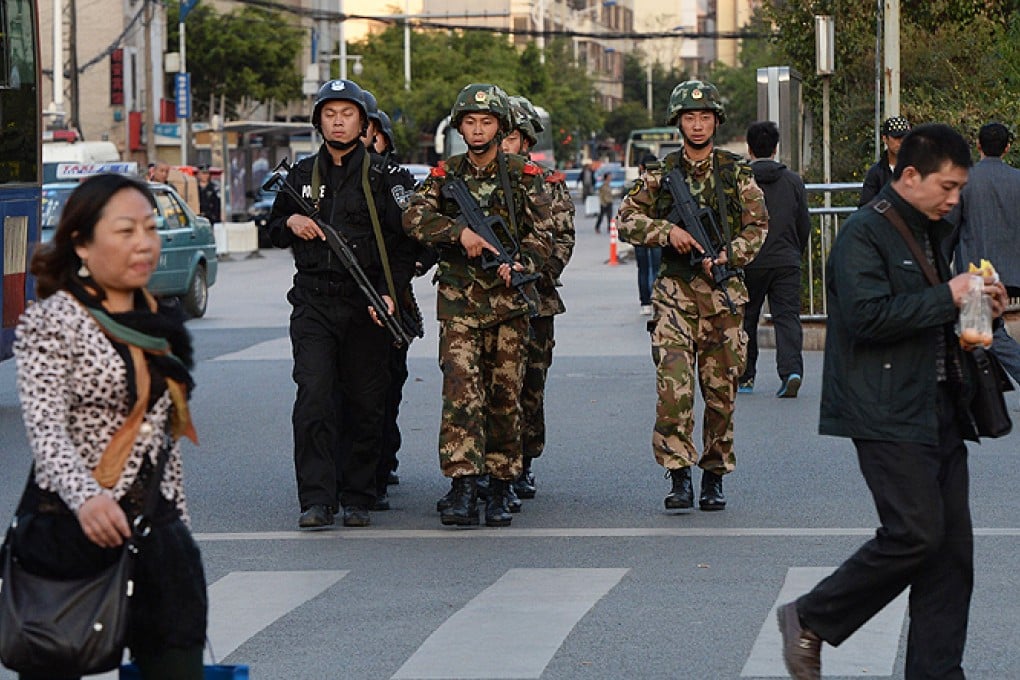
[402,152,555,327]
[617,147,767,283]
[534,168,575,317]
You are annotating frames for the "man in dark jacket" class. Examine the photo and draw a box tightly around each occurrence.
[947,121,1020,387]
[268,79,416,530]
[739,121,810,397]
[858,115,911,206]
[777,124,1008,680]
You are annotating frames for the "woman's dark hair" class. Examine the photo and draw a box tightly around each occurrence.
[32,173,156,299]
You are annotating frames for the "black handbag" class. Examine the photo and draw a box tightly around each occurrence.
[967,347,1014,438]
[0,448,169,675]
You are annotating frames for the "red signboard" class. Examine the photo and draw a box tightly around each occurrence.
[110,49,124,106]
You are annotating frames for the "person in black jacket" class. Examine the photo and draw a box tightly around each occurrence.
[858,115,911,206]
[195,165,220,223]
[267,79,416,530]
[739,121,811,397]
[777,124,1008,680]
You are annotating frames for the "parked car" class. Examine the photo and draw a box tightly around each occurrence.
[41,181,219,318]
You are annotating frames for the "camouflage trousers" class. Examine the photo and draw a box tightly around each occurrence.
[521,315,556,459]
[438,315,529,480]
[650,275,748,474]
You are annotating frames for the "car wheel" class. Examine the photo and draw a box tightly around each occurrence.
[181,263,208,318]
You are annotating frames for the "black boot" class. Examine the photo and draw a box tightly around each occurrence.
[513,458,537,499]
[505,481,522,513]
[699,471,726,511]
[440,476,480,526]
[664,468,693,511]
[485,478,513,527]
[475,474,491,500]
[436,479,456,513]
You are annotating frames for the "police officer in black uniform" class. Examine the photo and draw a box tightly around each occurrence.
[196,164,221,223]
[268,79,416,529]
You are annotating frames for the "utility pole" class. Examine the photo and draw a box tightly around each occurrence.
[68,0,79,133]
[144,0,156,164]
[883,0,900,118]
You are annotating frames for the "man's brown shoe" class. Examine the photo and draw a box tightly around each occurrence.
[777,601,821,680]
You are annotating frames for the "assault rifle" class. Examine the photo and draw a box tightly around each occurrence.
[262,158,414,347]
[439,176,540,315]
[661,168,741,313]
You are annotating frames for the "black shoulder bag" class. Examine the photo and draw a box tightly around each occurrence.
[871,198,1013,438]
[0,443,170,675]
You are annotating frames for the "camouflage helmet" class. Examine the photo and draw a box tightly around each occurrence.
[513,96,544,134]
[312,79,368,131]
[507,96,538,146]
[666,80,726,126]
[450,84,512,133]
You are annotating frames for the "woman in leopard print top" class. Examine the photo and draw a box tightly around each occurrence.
[10,174,207,680]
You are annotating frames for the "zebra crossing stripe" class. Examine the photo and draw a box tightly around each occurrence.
[741,567,908,677]
[392,568,629,679]
[204,570,348,662]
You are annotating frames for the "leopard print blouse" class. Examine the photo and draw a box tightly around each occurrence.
[14,290,190,525]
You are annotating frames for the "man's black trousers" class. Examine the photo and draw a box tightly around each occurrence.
[797,386,973,680]
[740,266,803,382]
[289,286,391,511]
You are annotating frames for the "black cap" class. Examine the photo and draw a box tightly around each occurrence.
[881,116,911,138]
[197,164,210,172]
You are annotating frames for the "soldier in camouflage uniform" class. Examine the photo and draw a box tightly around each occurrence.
[403,84,554,528]
[617,80,768,513]
[502,95,575,504]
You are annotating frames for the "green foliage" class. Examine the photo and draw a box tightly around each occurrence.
[762,1,1020,181]
[347,28,601,163]
[602,101,653,145]
[168,1,303,119]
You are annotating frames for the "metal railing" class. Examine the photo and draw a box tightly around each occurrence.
[801,182,863,319]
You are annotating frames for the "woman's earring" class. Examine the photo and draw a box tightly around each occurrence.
[78,260,90,278]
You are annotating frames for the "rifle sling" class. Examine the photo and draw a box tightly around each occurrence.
[711,149,735,265]
[496,150,520,240]
[362,151,399,305]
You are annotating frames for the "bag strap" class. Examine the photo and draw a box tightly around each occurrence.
[869,198,941,286]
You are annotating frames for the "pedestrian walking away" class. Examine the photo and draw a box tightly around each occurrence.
[739,121,810,397]
[403,83,554,528]
[633,153,663,316]
[267,79,417,530]
[946,121,1020,389]
[617,79,768,513]
[777,123,1008,680]
[593,172,614,233]
[859,115,911,206]
[10,173,208,679]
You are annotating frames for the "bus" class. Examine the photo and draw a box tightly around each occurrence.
[0,0,41,361]
[435,105,556,169]
[623,127,683,183]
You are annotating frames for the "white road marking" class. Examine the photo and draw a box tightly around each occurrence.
[203,570,348,661]
[741,567,908,677]
[88,570,347,678]
[191,526,1020,541]
[391,568,628,679]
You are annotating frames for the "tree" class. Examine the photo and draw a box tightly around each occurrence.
[167,1,303,120]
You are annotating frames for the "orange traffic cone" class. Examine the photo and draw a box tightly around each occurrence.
[608,217,619,266]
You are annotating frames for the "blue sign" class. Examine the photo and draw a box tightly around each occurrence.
[179,0,199,22]
[175,73,191,120]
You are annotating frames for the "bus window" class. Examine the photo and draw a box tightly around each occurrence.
[623,128,682,182]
